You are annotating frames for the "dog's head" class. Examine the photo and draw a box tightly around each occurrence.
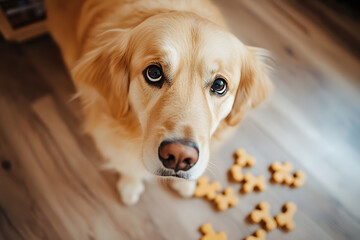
[73,12,272,180]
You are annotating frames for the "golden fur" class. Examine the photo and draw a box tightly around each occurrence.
[46,0,272,205]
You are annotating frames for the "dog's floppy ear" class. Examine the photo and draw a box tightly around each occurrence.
[72,31,131,119]
[225,47,273,126]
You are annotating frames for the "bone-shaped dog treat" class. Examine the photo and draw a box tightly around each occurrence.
[194,176,221,200]
[229,148,256,182]
[242,173,266,193]
[270,162,306,188]
[230,165,244,182]
[234,148,256,167]
[250,202,277,231]
[292,170,306,188]
[270,161,294,185]
[200,223,227,240]
[214,187,238,211]
[245,229,267,240]
[275,202,297,231]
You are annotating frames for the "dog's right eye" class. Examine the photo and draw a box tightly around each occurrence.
[143,65,163,87]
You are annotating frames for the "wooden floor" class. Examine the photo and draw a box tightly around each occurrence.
[1,0,360,239]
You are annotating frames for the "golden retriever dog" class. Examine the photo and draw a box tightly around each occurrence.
[45,0,272,205]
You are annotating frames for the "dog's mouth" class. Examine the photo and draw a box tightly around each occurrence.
[155,168,191,180]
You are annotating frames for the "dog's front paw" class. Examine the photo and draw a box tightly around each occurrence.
[117,177,145,205]
[171,179,196,198]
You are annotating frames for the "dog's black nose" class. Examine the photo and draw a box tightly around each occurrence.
[158,140,199,172]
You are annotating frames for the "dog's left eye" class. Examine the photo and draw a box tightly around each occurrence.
[144,65,163,87]
[210,78,227,96]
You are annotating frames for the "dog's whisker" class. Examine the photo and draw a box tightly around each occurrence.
[206,163,217,173]
[207,161,218,171]
[205,160,220,178]
[205,164,216,176]
[206,167,218,179]
[207,161,217,168]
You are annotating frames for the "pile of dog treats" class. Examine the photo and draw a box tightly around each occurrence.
[194,148,306,240]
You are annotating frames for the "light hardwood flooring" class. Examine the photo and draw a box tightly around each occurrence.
[1,0,360,239]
